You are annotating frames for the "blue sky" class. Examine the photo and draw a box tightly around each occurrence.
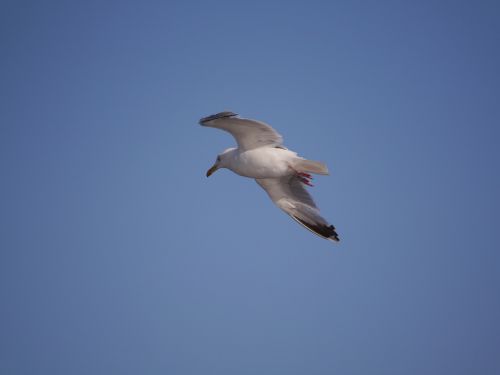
[1,1,499,374]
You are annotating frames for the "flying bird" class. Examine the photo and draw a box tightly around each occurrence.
[200,111,339,243]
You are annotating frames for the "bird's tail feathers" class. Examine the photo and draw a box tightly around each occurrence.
[294,159,329,175]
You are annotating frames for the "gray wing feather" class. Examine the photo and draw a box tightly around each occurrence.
[199,111,283,150]
[256,176,339,242]
[256,176,317,209]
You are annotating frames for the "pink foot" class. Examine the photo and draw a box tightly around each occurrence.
[297,172,314,187]
[298,172,313,179]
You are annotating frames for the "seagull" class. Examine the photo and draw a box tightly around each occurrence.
[200,111,339,243]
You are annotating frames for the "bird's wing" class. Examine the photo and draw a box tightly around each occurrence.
[199,111,283,151]
[256,176,339,242]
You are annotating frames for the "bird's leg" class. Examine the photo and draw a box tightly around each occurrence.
[298,172,313,180]
[289,165,314,187]
[298,173,314,187]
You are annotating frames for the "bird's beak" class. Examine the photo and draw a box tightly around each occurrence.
[206,163,219,177]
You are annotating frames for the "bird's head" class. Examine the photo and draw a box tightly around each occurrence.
[206,148,235,177]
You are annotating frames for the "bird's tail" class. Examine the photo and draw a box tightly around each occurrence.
[294,159,329,175]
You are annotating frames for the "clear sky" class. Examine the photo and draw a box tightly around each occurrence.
[1,1,499,374]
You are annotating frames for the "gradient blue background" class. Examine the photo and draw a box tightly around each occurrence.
[1,1,499,374]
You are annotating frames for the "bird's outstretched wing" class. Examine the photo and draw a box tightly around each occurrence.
[199,111,283,151]
[256,176,339,242]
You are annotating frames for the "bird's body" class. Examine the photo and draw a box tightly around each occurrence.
[224,147,298,179]
[200,111,339,243]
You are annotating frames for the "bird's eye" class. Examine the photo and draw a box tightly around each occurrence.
[217,156,221,162]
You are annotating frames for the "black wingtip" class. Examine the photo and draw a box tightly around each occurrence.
[199,111,238,125]
[294,217,340,242]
